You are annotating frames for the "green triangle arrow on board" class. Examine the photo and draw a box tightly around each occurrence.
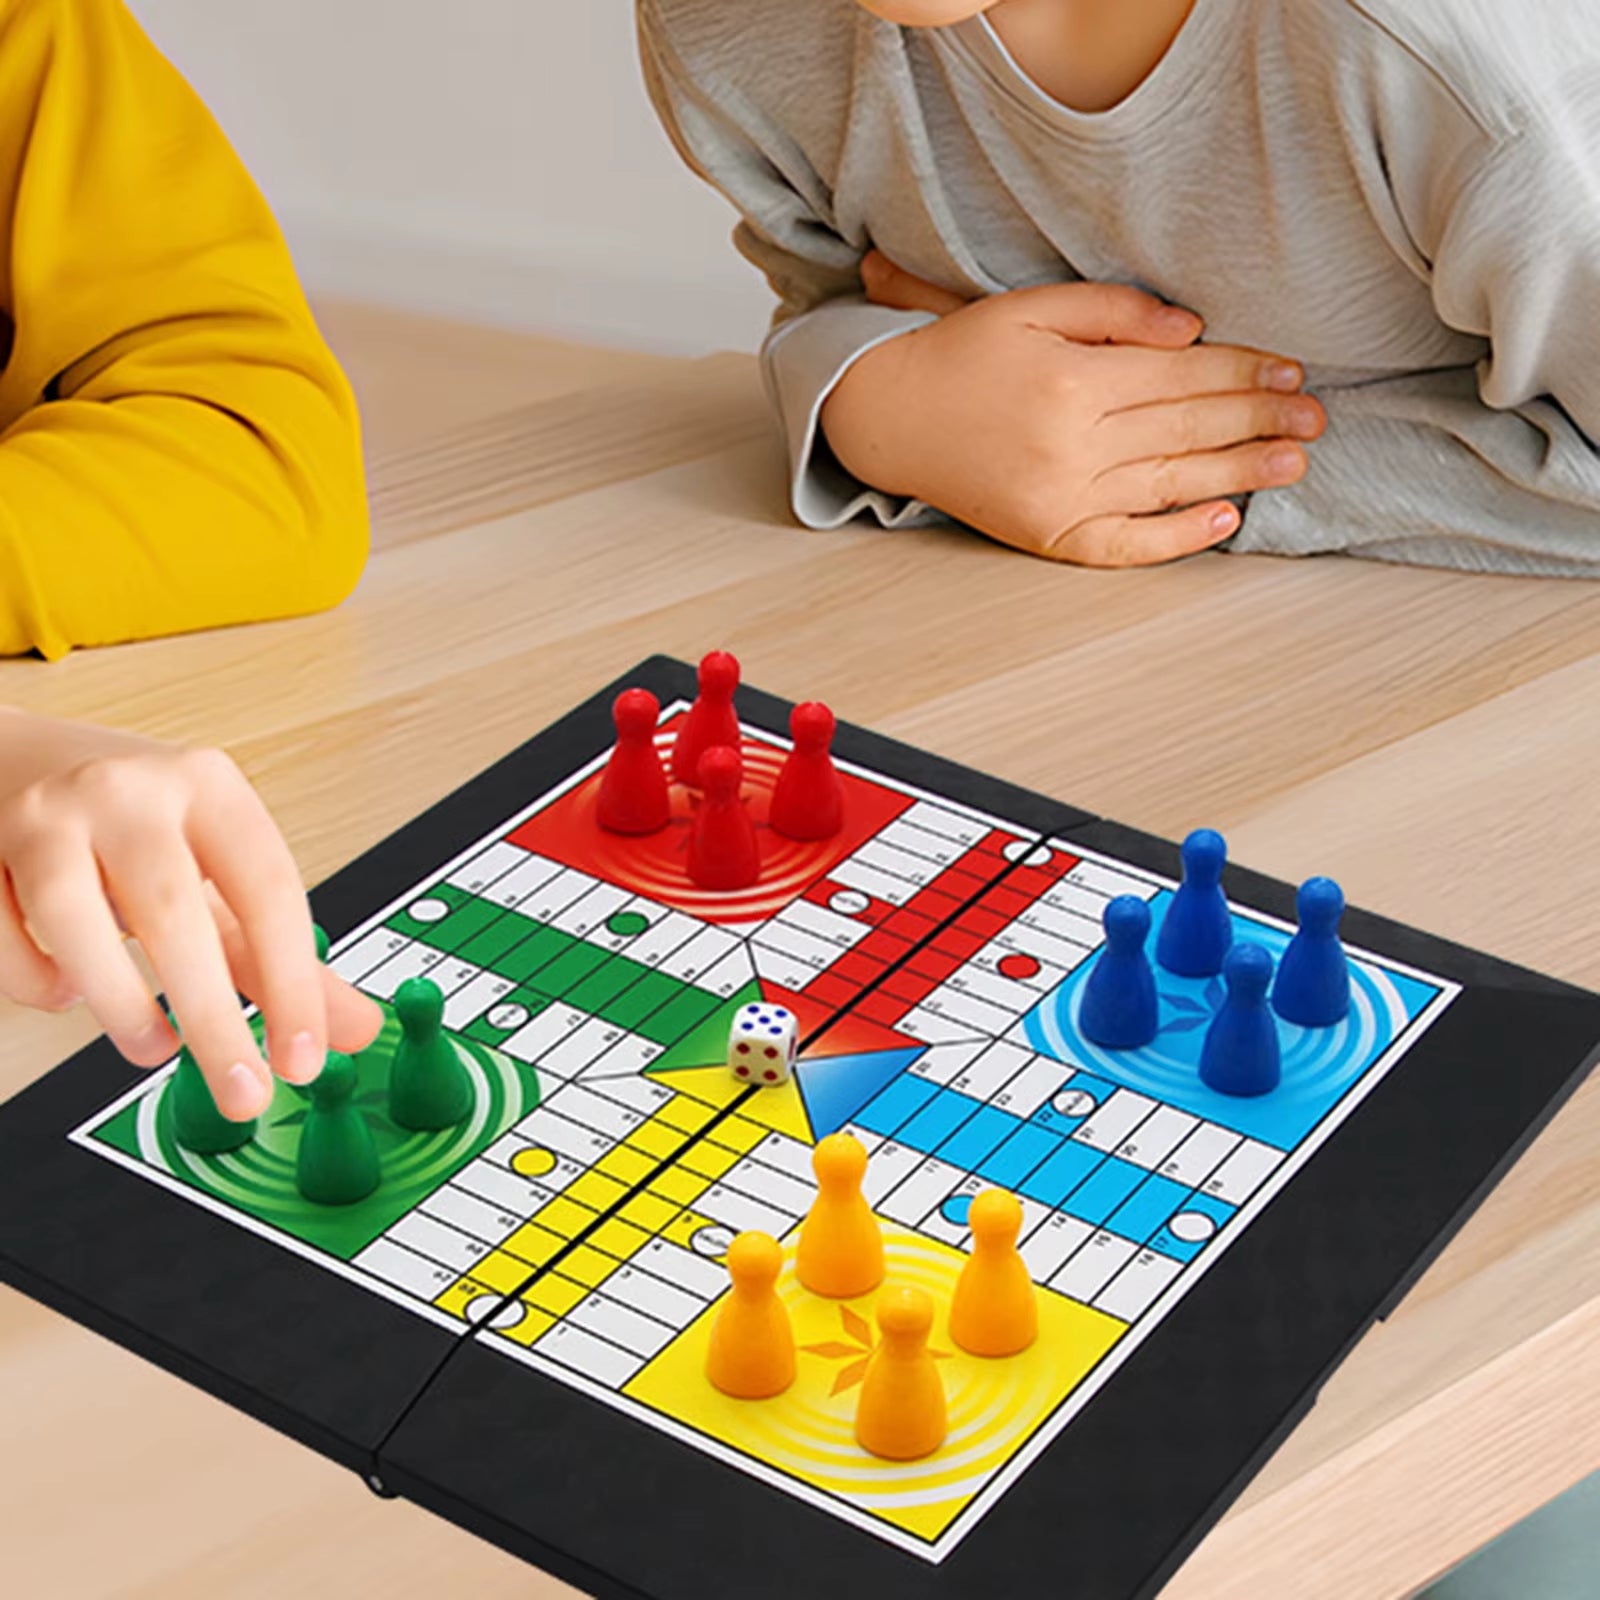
[649,980,764,1075]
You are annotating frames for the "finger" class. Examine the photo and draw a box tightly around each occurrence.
[1045,502,1244,569]
[0,869,76,1012]
[184,755,327,1085]
[106,838,272,1120]
[1099,390,1326,461]
[325,970,385,1054]
[1099,342,1308,405]
[9,839,177,1064]
[1097,440,1310,518]
[860,249,972,317]
[323,966,385,1056]
[210,894,384,1060]
[1006,281,1206,348]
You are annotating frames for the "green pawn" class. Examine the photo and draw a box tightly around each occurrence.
[314,923,331,963]
[170,1046,257,1154]
[296,1053,380,1206]
[389,977,473,1132]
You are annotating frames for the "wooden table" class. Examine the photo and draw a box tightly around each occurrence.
[1,303,1596,1599]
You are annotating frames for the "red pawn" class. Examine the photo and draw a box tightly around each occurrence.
[672,650,742,787]
[597,689,670,835]
[770,702,844,841]
[689,746,760,891]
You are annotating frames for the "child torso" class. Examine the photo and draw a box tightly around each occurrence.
[722,0,1504,385]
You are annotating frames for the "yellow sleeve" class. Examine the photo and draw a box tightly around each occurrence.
[0,0,368,660]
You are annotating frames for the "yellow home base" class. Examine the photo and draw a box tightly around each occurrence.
[626,1222,1128,1542]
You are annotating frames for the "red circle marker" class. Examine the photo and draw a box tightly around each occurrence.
[998,952,1042,982]
[763,1070,777,1083]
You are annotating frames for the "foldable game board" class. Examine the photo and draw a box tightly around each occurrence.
[2,657,1596,1600]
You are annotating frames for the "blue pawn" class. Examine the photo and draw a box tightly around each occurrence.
[1272,877,1351,1028]
[1157,828,1234,978]
[1080,896,1159,1050]
[1199,944,1282,1098]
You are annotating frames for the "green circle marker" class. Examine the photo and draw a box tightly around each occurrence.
[607,911,651,939]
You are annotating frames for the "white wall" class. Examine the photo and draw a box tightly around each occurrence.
[129,0,774,354]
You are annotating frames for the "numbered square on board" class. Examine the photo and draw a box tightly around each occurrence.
[728,1003,798,1086]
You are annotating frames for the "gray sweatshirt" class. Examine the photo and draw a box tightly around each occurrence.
[639,0,1600,573]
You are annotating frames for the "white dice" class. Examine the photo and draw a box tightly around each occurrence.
[728,1002,798,1086]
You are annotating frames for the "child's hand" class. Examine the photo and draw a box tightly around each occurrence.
[821,251,1326,566]
[0,709,383,1119]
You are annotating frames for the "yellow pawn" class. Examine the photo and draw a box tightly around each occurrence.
[950,1189,1038,1358]
[706,1232,796,1400]
[855,1285,948,1461]
[796,1132,884,1299]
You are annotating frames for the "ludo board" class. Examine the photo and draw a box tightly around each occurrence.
[1,658,1596,1600]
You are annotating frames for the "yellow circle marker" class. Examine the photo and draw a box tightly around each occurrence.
[512,1146,558,1179]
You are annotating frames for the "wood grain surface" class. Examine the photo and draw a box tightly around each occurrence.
[1,302,1595,1599]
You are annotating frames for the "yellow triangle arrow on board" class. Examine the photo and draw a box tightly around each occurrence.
[653,1064,816,1145]
[738,1075,815,1144]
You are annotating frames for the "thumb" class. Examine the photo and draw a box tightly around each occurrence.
[1002,281,1203,348]
[860,249,972,317]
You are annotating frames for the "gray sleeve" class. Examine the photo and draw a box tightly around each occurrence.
[1236,111,1600,574]
[636,0,942,530]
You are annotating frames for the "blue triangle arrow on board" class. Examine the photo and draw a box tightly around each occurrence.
[797,1047,927,1141]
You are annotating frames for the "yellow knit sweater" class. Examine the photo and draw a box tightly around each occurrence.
[0,0,367,659]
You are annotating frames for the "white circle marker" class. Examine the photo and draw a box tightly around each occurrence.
[1169,1212,1218,1244]
[487,1003,530,1031]
[1003,841,1054,868]
[466,1295,525,1331]
[692,1224,737,1259]
[408,897,451,924]
[1051,1088,1097,1118]
[829,889,872,917]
